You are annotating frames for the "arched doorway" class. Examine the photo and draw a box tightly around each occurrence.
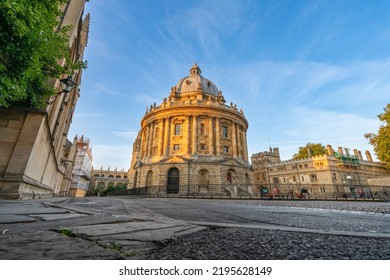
[198,169,209,193]
[133,171,138,188]
[146,170,153,187]
[245,173,250,186]
[167,168,180,194]
[227,172,232,184]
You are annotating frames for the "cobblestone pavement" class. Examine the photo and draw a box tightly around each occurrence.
[1,197,390,260]
[141,227,390,260]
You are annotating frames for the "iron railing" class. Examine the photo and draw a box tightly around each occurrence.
[105,183,390,201]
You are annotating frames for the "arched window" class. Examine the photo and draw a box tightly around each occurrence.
[167,168,180,194]
[200,123,205,136]
[116,175,121,178]
[108,175,114,178]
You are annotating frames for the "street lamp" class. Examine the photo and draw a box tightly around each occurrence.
[60,76,77,93]
[47,75,77,104]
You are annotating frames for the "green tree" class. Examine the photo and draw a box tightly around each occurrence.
[0,0,78,108]
[292,143,327,160]
[365,103,390,170]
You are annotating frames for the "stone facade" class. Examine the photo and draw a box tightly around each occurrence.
[69,136,93,197]
[90,168,129,193]
[128,64,253,196]
[0,0,90,199]
[251,144,390,197]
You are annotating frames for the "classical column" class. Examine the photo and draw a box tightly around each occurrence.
[139,130,144,160]
[164,117,171,156]
[158,119,164,156]
[243,131,249,161]
[216,117,221,156]
[236,125,242,159]
[208,117,214,155]
[144,127,149,159]
[147,122,154,157]
[231,122,237,158]
[192,115,198,154]
[186,115,191,154]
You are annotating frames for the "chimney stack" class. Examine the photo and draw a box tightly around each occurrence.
[307,147,312,157]
[326,145,334,156]
[338,146,344,156]
[358,150,363,161]
[365,150,373,162]
[344,148,350,157]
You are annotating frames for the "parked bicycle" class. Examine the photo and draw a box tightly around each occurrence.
[287,188,310,200]
[260,187,284,199]
[374,190,390,202]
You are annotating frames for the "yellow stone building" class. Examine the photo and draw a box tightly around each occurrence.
[251,145,389,198]
[128,64,253,196]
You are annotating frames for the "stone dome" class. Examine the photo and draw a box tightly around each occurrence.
[175,63,219,96]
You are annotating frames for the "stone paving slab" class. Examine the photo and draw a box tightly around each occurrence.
[0,215,36,224]
[0,230,123,260]
[0,197,208,259]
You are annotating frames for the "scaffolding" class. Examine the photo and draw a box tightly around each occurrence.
[334,152,360,167]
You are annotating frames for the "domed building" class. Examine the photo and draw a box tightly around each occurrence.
[128,64,253,196]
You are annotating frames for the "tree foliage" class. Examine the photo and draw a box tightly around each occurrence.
[0,0,75,108]
[365,103,390,170]
[292,143,327,160]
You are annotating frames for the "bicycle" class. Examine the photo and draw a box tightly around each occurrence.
[287,188,310,200]
[374,190,390,202]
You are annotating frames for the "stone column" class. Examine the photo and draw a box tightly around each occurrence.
[164,117,171,156]
[158,119,164,156]
[144,127,149,159]
[139,130,144,159]
[236,125,241,159]
[147,122,154,157]
[208,117,214,155]
[232,122,237,158]
[243,131,249,161]
[216,117,221,156]
[192,115,198,154]
[186,115,191,154]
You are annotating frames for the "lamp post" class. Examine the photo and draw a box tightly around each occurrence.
[60,76,77,93]
[51,75,78,138]
[47,75,77,104]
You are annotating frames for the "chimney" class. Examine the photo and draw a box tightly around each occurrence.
[358,150,363,161]
[326,145,334,156]
[344,148,350,157]
[338,147,344,156]
[307,147,312,157]
[365,150,373,162]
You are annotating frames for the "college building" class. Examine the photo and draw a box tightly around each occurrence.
[251,145,389,198]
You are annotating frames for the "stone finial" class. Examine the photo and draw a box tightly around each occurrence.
[326,145,333,156]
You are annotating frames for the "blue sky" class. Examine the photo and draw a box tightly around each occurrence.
[69,0,390,170]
